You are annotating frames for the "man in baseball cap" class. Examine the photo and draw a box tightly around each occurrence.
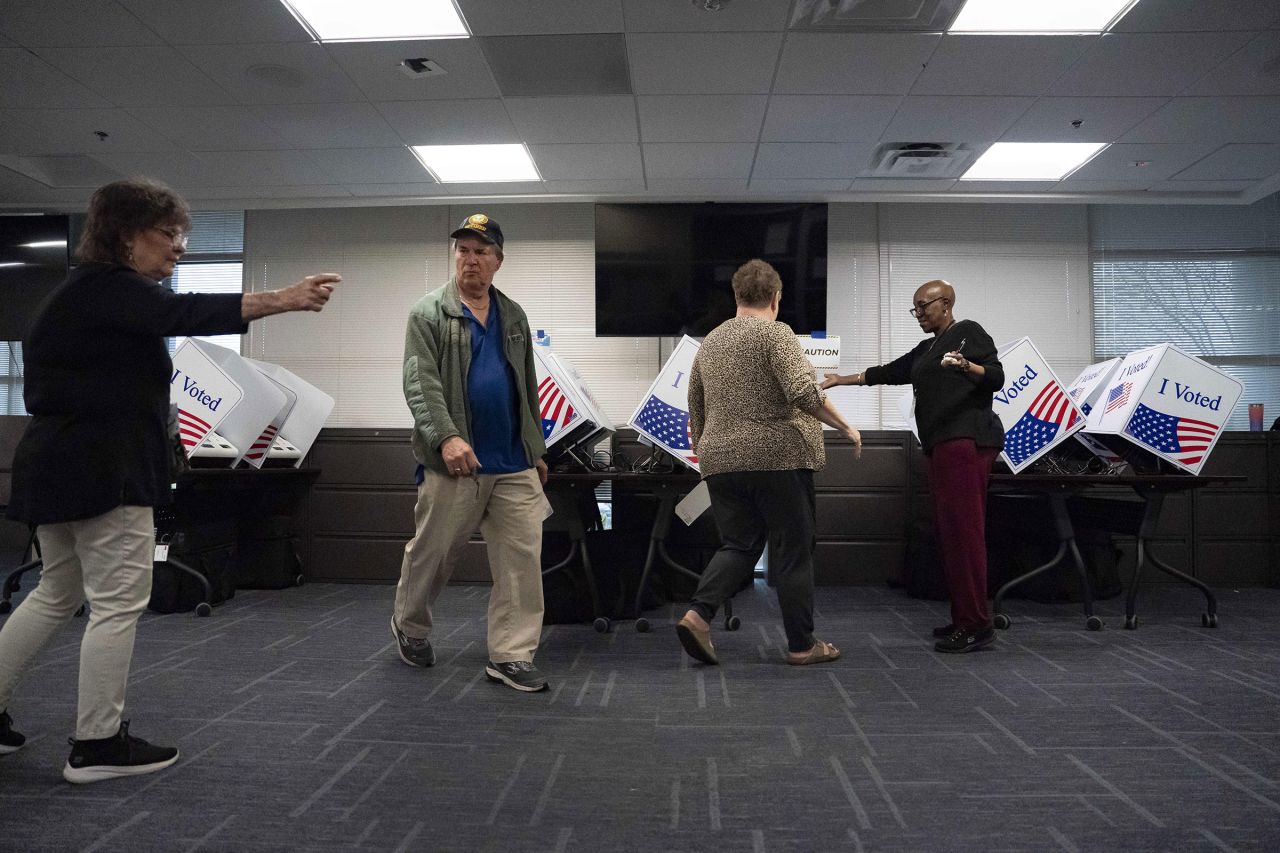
[449,213,504,250]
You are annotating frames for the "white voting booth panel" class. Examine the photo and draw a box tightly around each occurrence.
[1083,343,1243,475]
[628,335,701,472]
[1065,358,1125,465]
[992,337,1086,474]
[246,359,335,467]
[171,339,285,468]
[533,347,613,458]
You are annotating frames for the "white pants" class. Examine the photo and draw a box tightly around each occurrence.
[0,505,154,740]
[394,468,545,663]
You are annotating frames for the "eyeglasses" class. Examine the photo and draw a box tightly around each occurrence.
[908,295,945,318]
[154,226,188,248]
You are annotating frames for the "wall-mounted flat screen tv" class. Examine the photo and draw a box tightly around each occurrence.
[594,203,827,337]
[0,214,70,341]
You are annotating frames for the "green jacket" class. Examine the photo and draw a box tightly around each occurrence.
[402,278,547,473]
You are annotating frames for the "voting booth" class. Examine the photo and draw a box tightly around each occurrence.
[1082,343,1243,475]
[1064,358,1127,466]
[245,359,335,467]
[992,337,1087,474]
[533,346,614,463]
[628,335,700,472]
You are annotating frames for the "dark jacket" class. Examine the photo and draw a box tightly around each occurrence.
[865,318,1005,454]
[401,278,546,474]
[7,263,246,525]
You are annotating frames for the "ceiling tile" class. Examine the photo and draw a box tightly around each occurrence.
[624,0,789,32]
[543,179,646,194]
[528,144,643,180]
[911,35,1096,96]
[1113,0,1280,32]
[642,143,756,180]
[456,0,623,36]
[125,106,291,151]
[304,148,435,185]
[0,49,110,109]
[180,43,365,104]
[37,45,234,107]
[374,99,518,145]
[644,178,749,195]
[506,97,637,143]
[761,96,900,142]
[442,181,546,196]
[1121,96,1280,142]
[849,178,957,192]
[0,108,176,155]
[481,34,631,97]
[1146,179,1257,193]
[325,39,499,102]
[628,32,783,94]
[186,150,336,186]
[185,185,355,200]
[1185,31,1280,96]
[638,96,768,142]
[252,103,404,149]
[344,183,451,198]
[882,96,1034,144]
[0,163,60,202]
[1049,31,1256,96]
[1068,143,1217,181]
[0,0,155,47]
[88,150,217,186]
[753,143,877,180]
[1172,143,1280,179]
[1001,97,1168,142]
[0,34,13,48]
[1052,180,1157,192]
[0,153,123,188]
[748,179,852,193]
[117,0,311,44]
[774,33,940,95]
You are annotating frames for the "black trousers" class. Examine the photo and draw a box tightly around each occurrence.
[691,469,817,652]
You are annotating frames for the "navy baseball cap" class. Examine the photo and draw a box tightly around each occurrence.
[450,213,503,248]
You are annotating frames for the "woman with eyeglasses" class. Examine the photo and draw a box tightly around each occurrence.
[821,279,1004,654]
[0,178,340,783]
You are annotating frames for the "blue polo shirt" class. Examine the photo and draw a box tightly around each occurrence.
[461,297,528,474]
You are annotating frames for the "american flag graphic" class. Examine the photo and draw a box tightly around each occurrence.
[244,423,279,462]
[633,395,698,466]
[538,375,578,440]
[1104,381,1132,414]
[1124,403,1220,467]
[1003,381,1079,467]
[177,408,213,451]
[1080,402,1092,416]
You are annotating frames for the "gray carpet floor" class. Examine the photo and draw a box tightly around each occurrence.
[1,578,1279,852]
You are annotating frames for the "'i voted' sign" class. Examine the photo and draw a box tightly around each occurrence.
[170,340,244,455]
[628,335,700,472]
[992,337,1086,474]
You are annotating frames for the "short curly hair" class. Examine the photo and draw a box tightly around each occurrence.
[731,259,781,308]
[76,178,191,265]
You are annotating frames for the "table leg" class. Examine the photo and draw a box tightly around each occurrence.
[1126,490,1218,629]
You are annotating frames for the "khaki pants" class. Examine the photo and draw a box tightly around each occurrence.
[0,505,154,740]
[394,468,545,663]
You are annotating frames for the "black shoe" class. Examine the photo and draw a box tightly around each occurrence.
[391,616,435,668]
[931,623,957,639]
[485,660,548,693]
[63,721,179,784]
[934,626,996,654]
[0,708,25,755]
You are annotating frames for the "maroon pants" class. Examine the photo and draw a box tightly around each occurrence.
[927,438,998,631]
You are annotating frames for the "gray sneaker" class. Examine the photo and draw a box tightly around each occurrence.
[391,616,435,668]
[485,660,548,692]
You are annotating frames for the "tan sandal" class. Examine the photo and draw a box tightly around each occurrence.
[676,613,718,665]
[787,639,840,666]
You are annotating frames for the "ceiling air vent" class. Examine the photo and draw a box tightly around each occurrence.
[866,142,973,178]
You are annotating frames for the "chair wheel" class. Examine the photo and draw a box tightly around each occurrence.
[725,615,741,631]
[0,600,10,615]
[1086,615,1104,631]
[1124,615,1137,630]
[195,602,212,617]
[635,617,650,633]
[593,617,612,633]
[992,613,1011,630]
[294,574,306,586]
[1202,612,1218,628]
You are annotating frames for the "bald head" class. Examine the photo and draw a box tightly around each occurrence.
[914,279,955,307]
[911,279,957,335]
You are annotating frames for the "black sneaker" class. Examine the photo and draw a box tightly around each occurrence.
[391,616,435,668]
[485,660,548,693]
[931,623,957,639]
[63,721,179,784]
[934,626,996,654]
[0,708,25,755]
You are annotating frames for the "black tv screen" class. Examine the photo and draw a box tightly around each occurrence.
[0,214,70,341]
[595,203,827,337]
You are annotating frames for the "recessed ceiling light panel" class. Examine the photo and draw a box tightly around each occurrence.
[960,142,1109,181]
[281,0,469,41]
[948,0,1140,34]
[410,144,542,183]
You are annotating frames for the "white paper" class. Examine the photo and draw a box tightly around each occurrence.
[674,480,711,526]
[153,543,169,562]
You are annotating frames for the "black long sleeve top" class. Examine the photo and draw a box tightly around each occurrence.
[864,318,1006,455]
[7,263,246,525]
